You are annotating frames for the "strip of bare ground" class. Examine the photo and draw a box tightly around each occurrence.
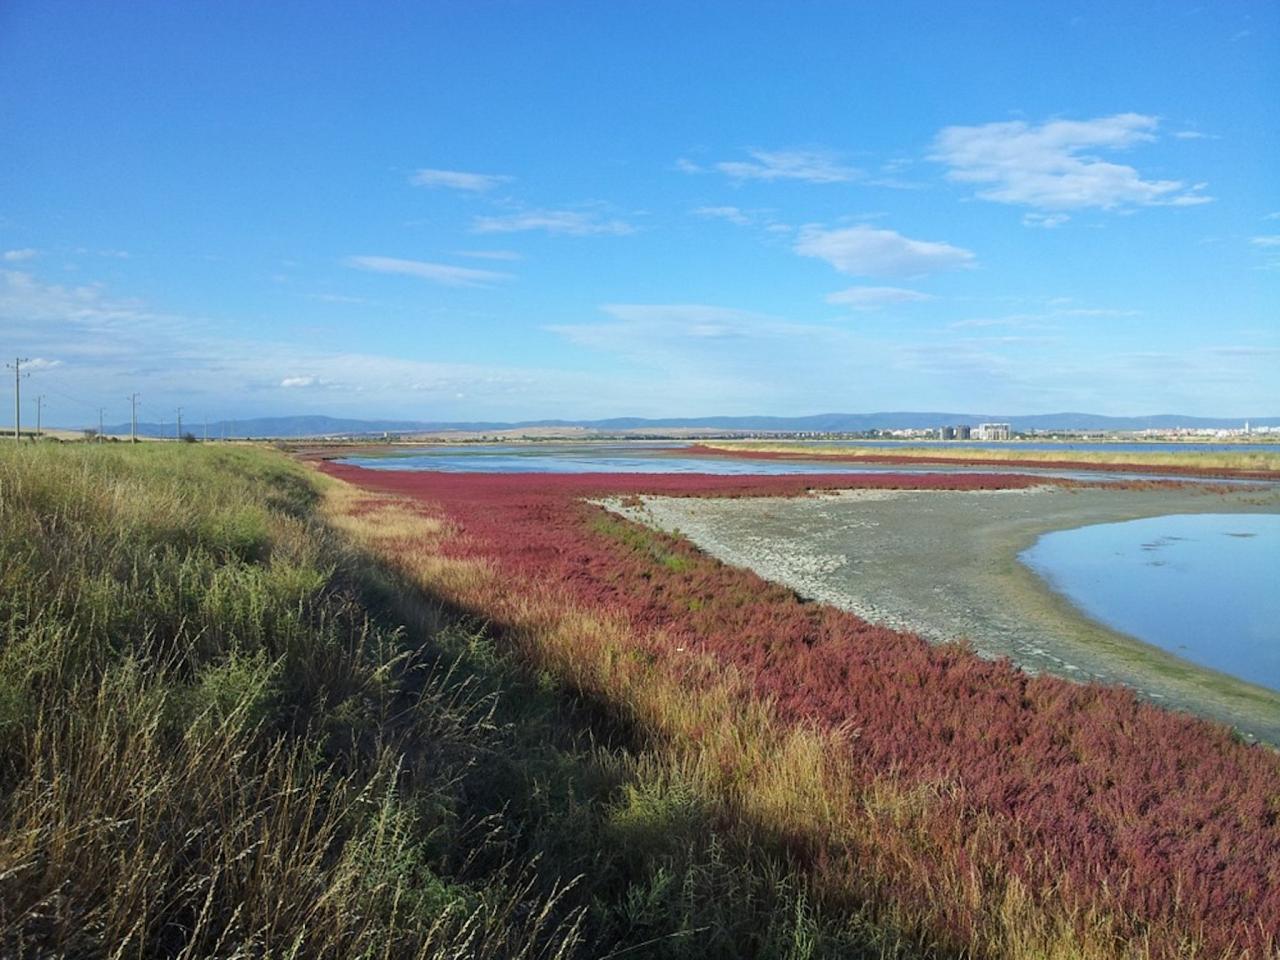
[684,442,1280,481]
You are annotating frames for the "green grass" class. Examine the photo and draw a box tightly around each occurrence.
[0,443,901,959]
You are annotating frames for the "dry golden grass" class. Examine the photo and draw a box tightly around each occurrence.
[317,468,1168,960]
[703,440,1280,474]
[0,446,592,959]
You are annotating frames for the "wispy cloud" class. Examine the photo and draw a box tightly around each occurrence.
[692,205,752,225]
[543,303,866,408]
[345,255,513,287]
[714,149,862,184]
[549,304,801,347]
[2,248,39,262]
[1022,212,1070,229]
[471,209,635,236]
[453,249,524,261]
[409,167,512,192]
[931,113,1211,217]
[949,304,1140,329]
[307,293,368,304]
[825,286,936,310]
[1250,235,1280,247]
[0,268,617,422]
[795,224,975,277]
[25,357,63,370]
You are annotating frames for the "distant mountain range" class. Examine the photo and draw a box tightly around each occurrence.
[97,411,1280,439]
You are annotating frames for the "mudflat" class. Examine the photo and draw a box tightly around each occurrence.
[605,483,1280,743]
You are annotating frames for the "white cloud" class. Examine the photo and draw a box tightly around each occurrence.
[0,268,622,422]
[795,224,975,277]
[1250,235,1280,247]
[25,357,62,370]
[471,210,635,236]
[931,113,1212,211]
[307,293,367,304]
[674,157,704,174]
[551,304,789,347]
[825,286,936,310]
[692,205,751,225]
[950,304,1140,329]
[543,303,864,408]
[1022,212,1070,228]
[453,249,524,261]
[345,255,513,287]
[2,248,39,262]
[409,168,512,192]
[715,149,862,184]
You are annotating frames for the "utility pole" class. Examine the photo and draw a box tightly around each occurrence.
[35,395,44,439]
[129,393,139,443]
[6,357,29,440]
[98,407,106,443]
[203,417,208,443]
[176,407,183,441]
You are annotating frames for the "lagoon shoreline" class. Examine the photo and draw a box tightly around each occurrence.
[605,484,1280,743]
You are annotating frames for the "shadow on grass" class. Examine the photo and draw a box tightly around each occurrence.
[338,532,922,960]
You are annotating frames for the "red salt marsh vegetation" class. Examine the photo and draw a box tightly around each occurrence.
[320,462,1280,959]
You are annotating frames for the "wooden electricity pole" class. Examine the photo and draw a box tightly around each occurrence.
[7,357,29,440]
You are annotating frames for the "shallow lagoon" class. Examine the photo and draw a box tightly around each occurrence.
[340,442,1257,484]
[1021,514,1280,692]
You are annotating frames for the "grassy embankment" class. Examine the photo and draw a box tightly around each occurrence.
[320,463,1280,960]
[0,443,889,959]
[693,441,1280,476]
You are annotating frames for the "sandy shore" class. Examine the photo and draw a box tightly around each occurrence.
[604,483,1280,743]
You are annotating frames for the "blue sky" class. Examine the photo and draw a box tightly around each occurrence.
[2,1,1277,427]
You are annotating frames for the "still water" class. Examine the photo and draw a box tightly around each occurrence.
[339,443,1248,484]
[1021,514,1280,691]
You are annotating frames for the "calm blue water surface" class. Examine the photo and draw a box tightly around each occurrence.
[344,442,937,475]
[339,442,1266,485]
[1021,514,1280,691]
